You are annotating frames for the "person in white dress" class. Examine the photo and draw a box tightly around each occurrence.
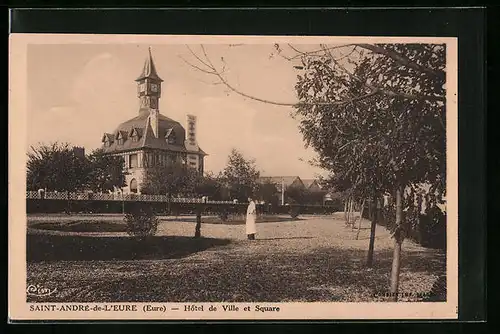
[246,197,257,240]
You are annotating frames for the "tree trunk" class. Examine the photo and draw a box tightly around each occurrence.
[350,199,356,231]
[356,199,365,240]
[389,186,403,301]
[66,191,71,215]
[344,200,348,224]
[194,207,202,238]
[366,197,378,267]
[167,193,172,216]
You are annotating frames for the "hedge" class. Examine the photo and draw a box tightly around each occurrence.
[26,199,344,216]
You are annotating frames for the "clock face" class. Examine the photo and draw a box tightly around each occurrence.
[151,84,158,92]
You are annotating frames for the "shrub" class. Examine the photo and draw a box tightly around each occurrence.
[124,204,159,237]
[218,211,229,222]
[289,205,301,218]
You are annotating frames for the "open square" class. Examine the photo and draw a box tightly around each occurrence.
[27,214,445,303]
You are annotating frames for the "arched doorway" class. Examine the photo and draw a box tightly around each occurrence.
[130,178,138,193]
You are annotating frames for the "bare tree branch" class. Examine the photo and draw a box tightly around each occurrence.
[287,43,355,59]
[179,56,215,75]
[183,44,446,110]
[186,45,213,70]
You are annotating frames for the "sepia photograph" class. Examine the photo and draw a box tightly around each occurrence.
[9,34,458,320]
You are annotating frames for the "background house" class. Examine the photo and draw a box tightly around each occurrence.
[257,176,304,205]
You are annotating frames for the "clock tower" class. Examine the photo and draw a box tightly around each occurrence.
[135,47,163,111]
[135,47,163,137]
[100,47,208,194]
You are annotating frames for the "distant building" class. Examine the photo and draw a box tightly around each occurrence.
[100,48,207,194]
[301,179,323,192]
[257,176,303,205]
[258,176,341,205]
[258,176,305,192]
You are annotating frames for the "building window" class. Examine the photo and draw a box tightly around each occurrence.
[129,154,138,168]
[130,178,138,194]
[167,132,176,145]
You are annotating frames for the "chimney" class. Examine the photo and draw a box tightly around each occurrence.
[185,114,198,151]
[149,109,159,138]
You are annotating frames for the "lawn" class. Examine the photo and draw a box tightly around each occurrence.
[26,214,446,303]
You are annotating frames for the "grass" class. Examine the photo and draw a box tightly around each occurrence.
[31,220,128,233]
[184,214,304,225]
[27,234,231,262]
[26,215,446,303]
[28,214,303,229]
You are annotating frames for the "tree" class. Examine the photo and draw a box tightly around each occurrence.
[285,185,307,204]
[86,148,126,193]
[185,43,447,301]
[194,172,228,200]
[304,189,326,205]
[220,149,260,201]
[140,162,198,197]
[291,44,446,300]
[26,142,89,192]
[255,180,279,205]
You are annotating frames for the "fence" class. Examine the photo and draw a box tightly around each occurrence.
[26,191,343,215]
[26,191,229,204]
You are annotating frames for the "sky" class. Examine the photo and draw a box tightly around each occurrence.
[26,43,330,179]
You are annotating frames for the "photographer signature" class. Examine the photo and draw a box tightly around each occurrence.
[27,284,57,297]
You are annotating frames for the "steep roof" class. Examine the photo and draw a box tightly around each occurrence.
[101,110,207,155]
[301,179,316,188]
[302,179,325,191]
[135,47,163,82]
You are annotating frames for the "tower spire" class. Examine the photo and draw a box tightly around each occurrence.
[135,47,163,82]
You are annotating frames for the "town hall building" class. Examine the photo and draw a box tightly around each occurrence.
[100,48,207,194]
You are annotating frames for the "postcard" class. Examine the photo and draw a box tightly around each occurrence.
[9,33,458,321]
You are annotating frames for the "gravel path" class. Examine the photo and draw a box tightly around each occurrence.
[27,215,446,303]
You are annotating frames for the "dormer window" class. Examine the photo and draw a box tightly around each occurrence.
[115,131,128,145]
[129,128,142,143]
[102,133,115,148]
[165,128,176,145]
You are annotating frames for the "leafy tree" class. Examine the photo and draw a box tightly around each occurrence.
[194,172,228,200]
[304,189,326,205]
[26,142,89,192]
[220,149,260,201]
[140,162,198,197]
[86,148,126,193]
[291,44,446,300]
[255,180,279,205]
[285,185,307,204]
[185,43,447,300]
